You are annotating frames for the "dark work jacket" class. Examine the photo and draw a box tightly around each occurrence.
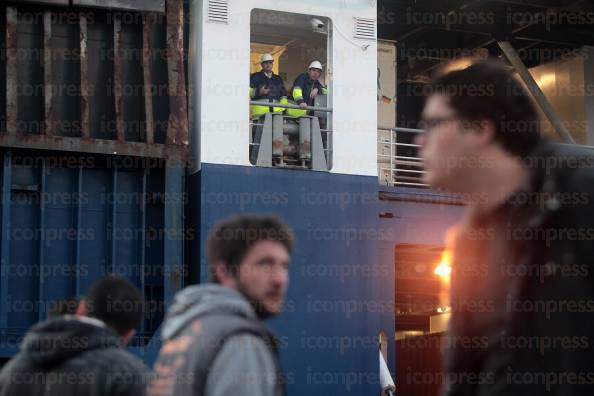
[291,73,326,106]
[250,71,286,101]
[0,316,149,396]
[443,141,594,396]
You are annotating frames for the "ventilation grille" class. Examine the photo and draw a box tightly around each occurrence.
[354,17,376,40]
[207,0,229,24]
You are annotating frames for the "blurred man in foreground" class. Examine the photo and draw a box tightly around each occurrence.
[417,60,594,395]
[148,215,293,396]
[0,275,149,396]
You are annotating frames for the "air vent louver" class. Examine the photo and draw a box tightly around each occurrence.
[354,17,376,40]
[208,0,229,24]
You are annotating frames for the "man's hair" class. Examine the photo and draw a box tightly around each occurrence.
[207,215,294,282]
[428,60,542,157]
[85,275,144,336]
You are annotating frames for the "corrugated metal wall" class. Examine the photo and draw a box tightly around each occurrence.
[396,333,445,396]
[0,0,188,361]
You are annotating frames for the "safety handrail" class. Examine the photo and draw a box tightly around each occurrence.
[378,126,424,133]
[378,126,427,188]
[250,101,333,113]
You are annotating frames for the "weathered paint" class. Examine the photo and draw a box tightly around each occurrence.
[43,11,54,136]
[166,0,189,146]
[6,7,18,135]
[79,12,91,139]
[143,13,156,144]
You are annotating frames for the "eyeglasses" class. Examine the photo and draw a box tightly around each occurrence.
[418,116,459,132]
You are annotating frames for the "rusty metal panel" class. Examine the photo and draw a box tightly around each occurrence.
[43,11,54,136]
[6,6,18,135]
[79,12,90,139]
[119,15,145,143]
[112,13,125,142]
[86,11,115,140]
[73,0,165,13]
[1,0,187,154]
[16,1,69,5]
[0,134,185,160]
[149,15,170,145]
[47,10,80,138]
[143,13,155,144]
[272,115,284,161]
[166,0,188,146]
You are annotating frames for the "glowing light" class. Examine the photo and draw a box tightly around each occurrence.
[434,227,457,283]
[536,73,556,89]
[434,249,452,281]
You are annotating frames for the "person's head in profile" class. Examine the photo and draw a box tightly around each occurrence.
[416,60,542,199]
[77,274,145,345]
[207,215,294,318]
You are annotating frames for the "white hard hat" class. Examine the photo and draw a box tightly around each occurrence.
[309,60,323,70]
[260,53,274,63]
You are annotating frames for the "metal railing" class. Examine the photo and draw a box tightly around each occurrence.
[249,101,333,113]
[249,103,333,169]
[378,126,427,187]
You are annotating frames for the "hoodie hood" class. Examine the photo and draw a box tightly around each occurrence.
[21,316,121,367]
[161,284,256,341]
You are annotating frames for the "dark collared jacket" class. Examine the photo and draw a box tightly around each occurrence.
[250,71,286,101]
[444,141,594,396]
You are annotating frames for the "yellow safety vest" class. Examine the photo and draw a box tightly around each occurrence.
[249,87,288,119]
[286,86,328,117]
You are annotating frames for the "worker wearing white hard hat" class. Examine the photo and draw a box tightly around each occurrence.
[249,53,288,119]
[260,53,274,63]
[308,60,323,70]
[287,60,328,117]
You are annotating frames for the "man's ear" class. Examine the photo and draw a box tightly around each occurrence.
[120,329,135,346]
[474,119,496,147]
[76,299,87,318]
[214,262,237,288]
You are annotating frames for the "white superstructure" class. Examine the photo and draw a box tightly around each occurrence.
[189,0,378,176]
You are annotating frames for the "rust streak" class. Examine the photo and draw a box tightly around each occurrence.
[300,141,312,156]
[79,12,90,139]
[113,14,125,142]
[166,0,188,146]
[43,11,54,136]
[272,139,284,151]
[6,6,18,135]
[0,133,186,161]
[143,13,155,144]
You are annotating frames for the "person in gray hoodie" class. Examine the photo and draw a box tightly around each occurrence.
[148,215,293,396]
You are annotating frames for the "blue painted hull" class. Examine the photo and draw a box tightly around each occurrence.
[191,164,399,395]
